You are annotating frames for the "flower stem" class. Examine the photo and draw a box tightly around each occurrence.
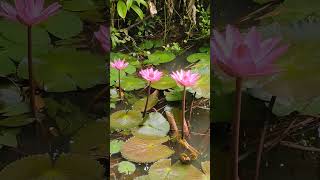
[143,83,151,118]
[118,69,121,99]
[182,86,186,139]
[28,26,36,117]
[232,77,242,180]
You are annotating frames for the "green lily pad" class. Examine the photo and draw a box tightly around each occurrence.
[62,0,97,11]
[0,129,20,148]
[70,120,107,157]
[0,114,35,127]
[134,175,150,180]
[110,110,143,130]
[144,51,176,65]
[118,161,136,175]
[110,140,124,155]
[151,76,177,90]
[0,154,104,180]
[186,53,209,63]
[43,11,83,39]
[110,68,126,86]
[18,48,106,92]
[132,90,159,112]
[121,136,174,163]
[0,53,16,76]
[164,88,183,101]
[121,76,146,91]
[148,159,205,180]
[134,112,170,138]
[188,76,210,99]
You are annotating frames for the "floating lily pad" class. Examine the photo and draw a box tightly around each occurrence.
[0,114,35,127]
[121,76,146,91]
[144,51,176,65]
[118,161,136,175]
[121,136,174,163]
[0,129,20,148]
[148,159,205,180]
[44,11,83,39]
[132,90,159,111]
[0,154,104,180]
[110,110,143,130]
[151,76,177,90]
[134,112,170,138]
[186,53,209,63]
[110,140,124,155]
[164,87,183,101]
[18,48,106,92]
[134,175,150,180]
[70,120,106,157]
[188,76,210,99]
[0,53,16,76]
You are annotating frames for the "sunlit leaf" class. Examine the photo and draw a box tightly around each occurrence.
[110,110,143,130]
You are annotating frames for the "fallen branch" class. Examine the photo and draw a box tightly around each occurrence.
[280,141,320,152]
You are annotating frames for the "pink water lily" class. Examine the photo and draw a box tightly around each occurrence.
[94,25,110,52]
[111,59,129,70]
[211,25,288,78]
[0,0,61,26]
[139,68,163,83]
[171,70,200,87]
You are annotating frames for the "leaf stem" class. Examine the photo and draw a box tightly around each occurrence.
[182,86,186,139]
[118,69,121,99]
[232,77,242,180]
[28,26,36,117]
[143,82,151,118]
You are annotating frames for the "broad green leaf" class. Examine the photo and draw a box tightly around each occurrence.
[188,75,210,99]
[131,5,144,19]
[0,114,34,127]
[121,76,146,91]
[0,53,16,76]
[151,76,176,90]
[110,140,124,155]
[164,88,183,101]
[132,90,159,111]
[186,53,209,63]
[0,129,20,148]
[121,136,174,163]
[118,161,136,175]
[145,51,176,65]
[0,154,104,179]
[44,11,83,39]
[110,110,143,130]
[126,0,134,9]
[117,0,128,19]
[134,112,170,138]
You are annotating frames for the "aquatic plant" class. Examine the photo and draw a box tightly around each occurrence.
[171,70,200,139]
[0,0,61,116]
[211,25,288,180]
[111,59,129,98]
[139,68,163,117]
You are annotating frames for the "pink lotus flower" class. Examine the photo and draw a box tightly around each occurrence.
[111,59,128,70]
[0,0,61,26]
[211,25,288,78]
[139,68,163,83]
[94,25,110,52]
[171,70,200,87]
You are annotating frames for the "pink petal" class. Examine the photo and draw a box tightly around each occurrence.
[226,25,243,49]
[244,27,261,59]
[259,44,288,67]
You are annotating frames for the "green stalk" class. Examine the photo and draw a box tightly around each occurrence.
[143,82,151,118]
[232,78,242,180]
[182,86,186,139]
[28,26,36,117]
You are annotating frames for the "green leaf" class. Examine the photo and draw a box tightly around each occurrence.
[0,53,16,76]
[0,154,104,179]
[126,0,134,9]
[18,48,106,92]
[164,88,183,101]
[62,0,97,11]
[117,0,128,19]
[135,0,148,7]
[121,76,146,91]
[44,11,83,39]
[110,140,124,155]
[132,90,159,111]
[188,75,210,99]
[145,51,176,65]
[131,5,144,19]
[121,136,174,163]
[151,76,176,90]
[134,112,170,138]
[110,110,143,130]
[0,129,20,148]
[186,53,209,63]
[118,161,136,175]
[0,115,35,127]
